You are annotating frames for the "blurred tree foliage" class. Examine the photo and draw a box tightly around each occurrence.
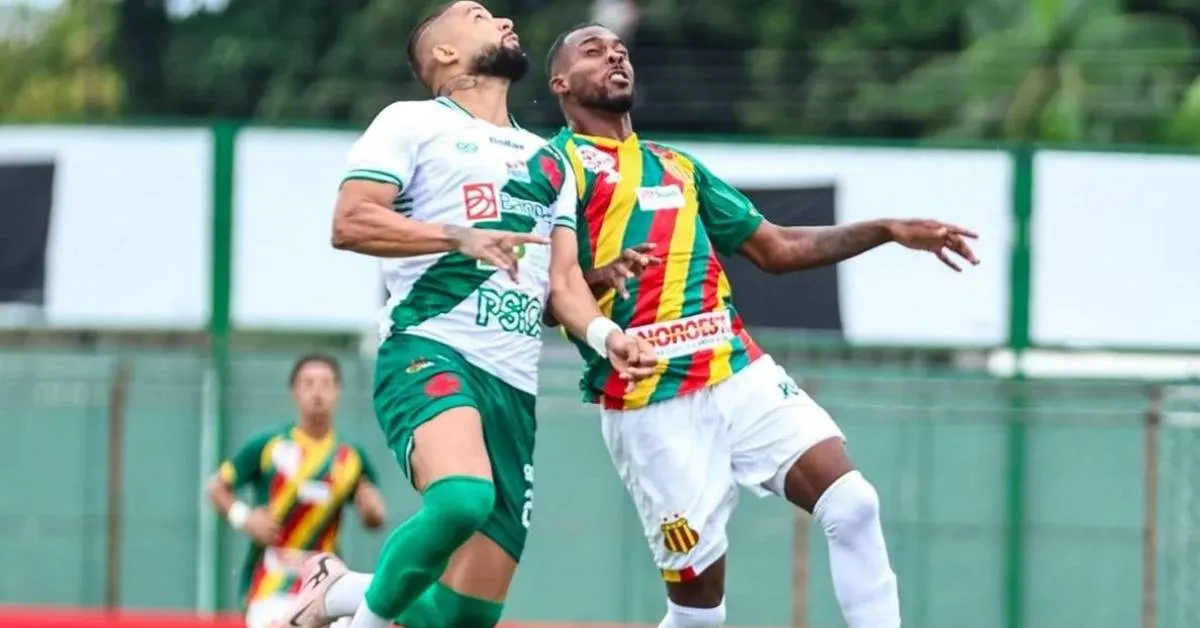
[3,0,1200,145]
[0,0,124,120]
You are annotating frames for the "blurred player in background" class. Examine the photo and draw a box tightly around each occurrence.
[273,3,657,628]
[546,23,981,628]
[206,354,386,628]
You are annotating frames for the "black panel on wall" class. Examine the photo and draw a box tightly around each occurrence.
[717,186,843,333]
[0,162,56,305]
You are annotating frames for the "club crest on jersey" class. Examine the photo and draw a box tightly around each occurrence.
[462,183,499,221]
[660,513,699,554]
[636,184,685,211]
[575,145,620,184]
[506,159,531,183]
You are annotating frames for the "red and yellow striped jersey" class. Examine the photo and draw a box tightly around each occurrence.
[550,128,766,410]
[218,424,377,606]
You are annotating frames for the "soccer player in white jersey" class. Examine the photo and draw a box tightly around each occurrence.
[271,3,657,628]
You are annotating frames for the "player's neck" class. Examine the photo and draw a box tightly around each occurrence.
[569,111,634,142]
[439,74,512,127]
[296,417,332,440]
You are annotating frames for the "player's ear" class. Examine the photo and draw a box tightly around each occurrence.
[431,44,458,67]
[549,73,568,96]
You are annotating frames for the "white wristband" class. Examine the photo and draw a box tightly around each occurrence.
[586,317,622,358]
[227,501,251,530]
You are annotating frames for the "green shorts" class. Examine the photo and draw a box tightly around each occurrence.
[373,332,536,561]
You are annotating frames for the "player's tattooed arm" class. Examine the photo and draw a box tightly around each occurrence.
[332,180,457,256]
[739,219,979,273]
[549,227,658,380]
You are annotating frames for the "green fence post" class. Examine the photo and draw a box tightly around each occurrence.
[207,122,237,612]
[1004,144,1034,628]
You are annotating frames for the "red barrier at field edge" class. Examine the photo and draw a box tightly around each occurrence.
[0,607,631,628]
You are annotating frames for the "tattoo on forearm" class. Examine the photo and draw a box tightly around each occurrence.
[790,223,891,269]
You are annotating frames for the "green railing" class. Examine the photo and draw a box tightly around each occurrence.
[3,337,1196,628]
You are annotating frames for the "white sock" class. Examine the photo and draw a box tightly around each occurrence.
[657,598,726,628]
[324,571,373,617]
[813,470,901,628]
[346,602,390,628]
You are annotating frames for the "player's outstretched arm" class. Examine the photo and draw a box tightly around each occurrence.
[331,180,458,257]
[548,226,658,381]
[739,219,980,274]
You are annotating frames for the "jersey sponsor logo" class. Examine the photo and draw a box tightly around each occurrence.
[476,242,527,272]
[455,141,479,153]
[490,137,525,150]
[506,159,531,183]
[575,145,620,184]
[660,514,700,554]
[499,191,552,222]
[424,373,462,399]
[462,183,500,221]
[405,358,433,374]
[297,479,332,504]
[628,310,734,360]
[475,287,542,338]
[636,184,685,211]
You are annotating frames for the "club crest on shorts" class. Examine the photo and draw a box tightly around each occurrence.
[660,513,699,554]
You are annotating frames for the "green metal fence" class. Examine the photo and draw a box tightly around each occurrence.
[2,336,1194,628]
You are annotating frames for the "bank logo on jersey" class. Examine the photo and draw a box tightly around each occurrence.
[576,145,620,184]
[456,141,479,153]
[463,183,500,221]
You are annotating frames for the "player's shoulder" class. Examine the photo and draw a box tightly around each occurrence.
[640,139,697,163]
[366,99,451,130]
[242,423,291,448]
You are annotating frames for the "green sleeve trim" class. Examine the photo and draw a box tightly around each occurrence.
[343,168,403,188]
[554,216,577,231]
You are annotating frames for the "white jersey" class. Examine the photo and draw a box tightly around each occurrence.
[343,97,577,394]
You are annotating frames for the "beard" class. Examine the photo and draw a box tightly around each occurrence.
[469,42,530,82]
[576,82,635,114]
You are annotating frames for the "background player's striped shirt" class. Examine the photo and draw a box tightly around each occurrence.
[550,128,766,410]
[218,424,377,606]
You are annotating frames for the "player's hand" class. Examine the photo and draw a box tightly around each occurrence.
[886,219,980,272]
[446,225,551,281]
[605,332,659,381]
[587,243,662,299]
[243,508,280,546]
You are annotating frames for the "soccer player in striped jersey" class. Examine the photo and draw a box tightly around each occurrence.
[546,24,980,628]
[206,354,386,628]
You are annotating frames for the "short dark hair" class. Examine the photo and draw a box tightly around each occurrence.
[545,21,603,77]
[289,354,342,388]
[406,1,460,88]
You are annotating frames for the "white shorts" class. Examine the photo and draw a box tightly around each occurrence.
[600,353,843,581]
[245,595,351,628]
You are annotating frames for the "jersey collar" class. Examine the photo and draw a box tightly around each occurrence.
[435,96,521,128]
[563,127,638,149]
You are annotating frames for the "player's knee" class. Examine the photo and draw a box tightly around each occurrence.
[423,475,495,539]
[662,598,726,628]
[813,470,881,541]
